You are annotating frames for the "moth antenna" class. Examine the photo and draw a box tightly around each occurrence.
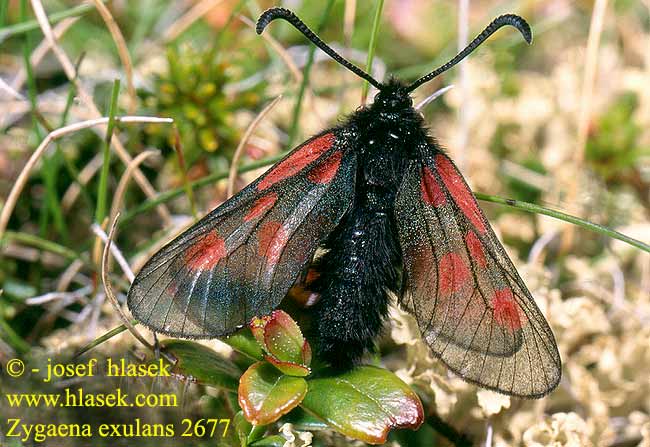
[257,7,383,90]
[406,14,532,93]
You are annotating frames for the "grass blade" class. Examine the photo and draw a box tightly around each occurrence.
[474,192,650,254]
[95,79,121,224]
[360,0,384,104]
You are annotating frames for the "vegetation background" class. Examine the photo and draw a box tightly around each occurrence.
[1,0,649,445]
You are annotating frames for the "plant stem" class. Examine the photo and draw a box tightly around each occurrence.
[1,231,82,261]
[474,192,650,253]
[0,2,101,42]
[95,79,121,224]
[361,0,384,104]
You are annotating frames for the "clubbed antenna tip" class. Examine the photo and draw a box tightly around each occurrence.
[406,13,533,92]
[254,7,382,90]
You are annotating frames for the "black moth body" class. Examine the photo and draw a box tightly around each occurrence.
[309,80,421,368]
[128,8,562,398]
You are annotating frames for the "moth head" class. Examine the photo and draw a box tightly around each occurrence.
[374,79,412,111]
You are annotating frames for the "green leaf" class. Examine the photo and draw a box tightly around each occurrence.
[161,340,240,391]
[239,362,308,426]
[234,411,252,447]
[283,407,330,431]
[265,355,310,377]
[301,366,424,444]
[225,328,265,361]
[250,435,287,446]
[247,423,267,445]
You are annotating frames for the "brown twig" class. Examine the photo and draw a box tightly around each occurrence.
[101,213,153,351]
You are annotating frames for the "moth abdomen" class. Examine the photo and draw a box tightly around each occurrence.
[310,205,402,369]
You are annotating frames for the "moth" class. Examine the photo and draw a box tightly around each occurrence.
[128,8,561,398]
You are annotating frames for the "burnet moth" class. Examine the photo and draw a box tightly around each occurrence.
[128,8,561,398]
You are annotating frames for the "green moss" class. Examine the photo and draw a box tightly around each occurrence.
[142,44,264,166]
[586,92,648,182]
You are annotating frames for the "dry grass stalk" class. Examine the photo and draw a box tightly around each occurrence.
[455,0,469,171]
[227,95,282,198]
[238,15,302,82]
[343,0,357,48]
[528,230,559,265]
[61,152,104,211]
[91,0,137,113]
[29,0,172,225]
[101,213,153,351]
[56,259,86,292]
[9,17,78,93]
[415,84,454,111]
[562,0,609,250]
[0,115,173,240]
[92,223,134,283]
[239,15,323,125]
[0,77,25,100]
[109,150,160,227]
[164,0,225,42]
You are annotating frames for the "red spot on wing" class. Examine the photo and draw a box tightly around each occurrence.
[185,231,226,270]
[435,155,486,233]
[439,252,471,295]
[307,150,343,184]
[244,193,278,222]
[421,166,446,206]
[492,288,522,331]
[258,221,289,267]
[258,133,336,190]
[465,230,487,267]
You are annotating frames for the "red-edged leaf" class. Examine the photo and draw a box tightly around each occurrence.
[250,315,272,349]
[249,310,311,370]
[238,362,307,426]
[263,310,310,365]
[301,366,424,444]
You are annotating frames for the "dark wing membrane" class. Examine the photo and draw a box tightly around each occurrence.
[127,129,356,338]
[394,147,560,398]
